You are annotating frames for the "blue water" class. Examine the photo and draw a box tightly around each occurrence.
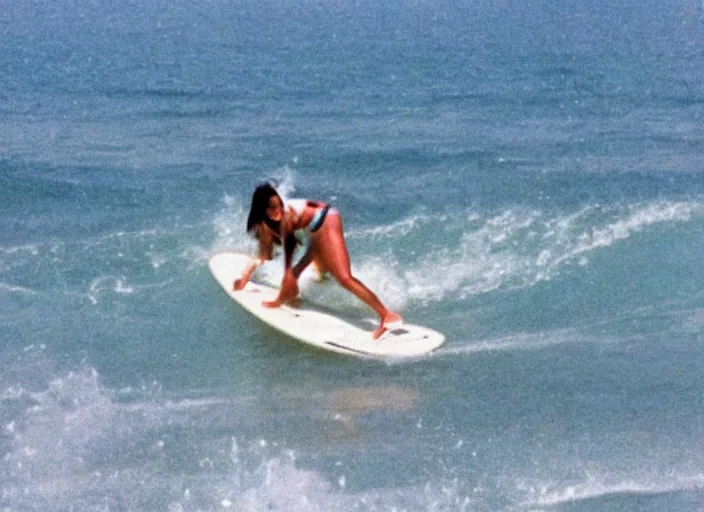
[3,1,704,510]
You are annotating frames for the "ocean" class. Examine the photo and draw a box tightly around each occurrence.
[2,1,704,510]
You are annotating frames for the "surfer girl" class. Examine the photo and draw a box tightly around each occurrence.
[233,182,402,339]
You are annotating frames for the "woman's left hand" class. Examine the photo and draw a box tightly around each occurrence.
[263,270,299,308]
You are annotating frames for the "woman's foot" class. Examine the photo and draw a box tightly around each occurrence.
[372,312,403,340]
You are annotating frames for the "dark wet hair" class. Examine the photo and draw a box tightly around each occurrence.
[246,182,281,238]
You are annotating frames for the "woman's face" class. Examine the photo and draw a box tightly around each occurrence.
[266,195,284,222]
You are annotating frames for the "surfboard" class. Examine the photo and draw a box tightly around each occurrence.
[208,252,445,359]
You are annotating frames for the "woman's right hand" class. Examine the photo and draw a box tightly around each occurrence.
[233,277,247,290]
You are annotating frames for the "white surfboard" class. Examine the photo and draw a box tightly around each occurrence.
[208,252,445,359]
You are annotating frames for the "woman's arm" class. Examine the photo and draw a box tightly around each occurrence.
[233,226,275,290]
[233,257,264,290]
[263,215,299,307]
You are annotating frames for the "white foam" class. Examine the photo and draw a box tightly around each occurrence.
[208,439,480,512]
[87,275,135,303]
[208,165,298,256]
[0,282,37,294]
[269,164,297,201]
[0,243,41,257]
[2,366,116,494]
[538,201,701,274]
[523,472,704,508]
[348,253,408,311]
[210,194,254,254]
[397,200,704,304]
[1,365,238,510]
[437,329,593,356]
[401,208,544,303]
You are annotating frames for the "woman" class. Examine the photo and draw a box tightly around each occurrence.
[233,183,402,339]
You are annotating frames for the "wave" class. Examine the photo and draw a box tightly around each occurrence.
[3,187,700,316]
[522,473,704,509]
[0,353,463,511]
[208,194,704,312]
[332,199,703,311]
[374,199,703,304]
[4,343,703,512]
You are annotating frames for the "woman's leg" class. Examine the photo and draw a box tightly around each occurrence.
[311,211,402,338]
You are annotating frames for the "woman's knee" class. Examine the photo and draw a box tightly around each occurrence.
[334,273,356,289]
